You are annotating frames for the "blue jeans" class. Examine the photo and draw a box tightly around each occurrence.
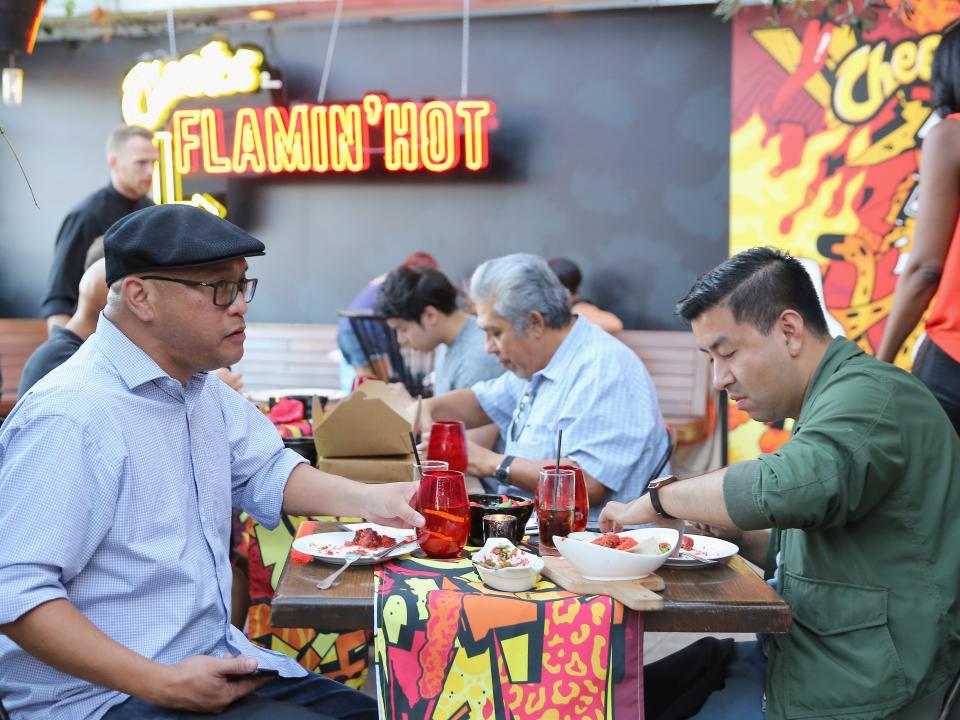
[101,673,377,720]
[691,640,766,719]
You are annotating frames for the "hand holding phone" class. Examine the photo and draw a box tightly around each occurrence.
[225,668,279,683]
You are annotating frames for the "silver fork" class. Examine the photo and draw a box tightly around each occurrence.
[315,541,413,590]
[678,549,715,564]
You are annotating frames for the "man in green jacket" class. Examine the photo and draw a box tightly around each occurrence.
[601,247,960,719]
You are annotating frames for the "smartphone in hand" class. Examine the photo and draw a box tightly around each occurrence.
[225,668,280,683]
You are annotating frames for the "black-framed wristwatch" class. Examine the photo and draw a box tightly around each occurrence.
[647,475,679,519]
[494,455,515,483]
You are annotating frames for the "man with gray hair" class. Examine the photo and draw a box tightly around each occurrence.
[42,125,158,332]
[420,253,668,519]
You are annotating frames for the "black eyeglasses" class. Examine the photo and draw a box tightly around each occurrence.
[139,276,258,307]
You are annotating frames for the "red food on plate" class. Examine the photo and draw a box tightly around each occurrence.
[347,528,398,550]
[591,533,637,552]
[681,534,694,551]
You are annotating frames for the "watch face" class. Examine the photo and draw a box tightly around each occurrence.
[648,475,677,489]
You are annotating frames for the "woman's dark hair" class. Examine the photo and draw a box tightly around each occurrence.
[547,257,582,295]
[376,266,458,322]
[933,21,960,117]
[676,246,830,338]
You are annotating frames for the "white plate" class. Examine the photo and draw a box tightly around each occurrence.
[292,524,417,565]
[662,534,739,569]
[247,387,345,402]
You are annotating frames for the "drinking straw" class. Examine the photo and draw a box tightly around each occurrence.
[555,428,562,470]
[409,431,422,466]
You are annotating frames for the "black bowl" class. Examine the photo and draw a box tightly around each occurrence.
[283,436,318,466]
[268,394,329,423]
[468,494,534,546]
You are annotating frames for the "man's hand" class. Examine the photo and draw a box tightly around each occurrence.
[144,655,274,712]
[465,438,500,478]
[213,367,244,393]
[359,481,424,529]
[599,496,655,532]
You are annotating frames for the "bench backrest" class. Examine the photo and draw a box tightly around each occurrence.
[236,322,342,393]
[619,330,710,420]
[238,323,710,419]
[0,319,49,417]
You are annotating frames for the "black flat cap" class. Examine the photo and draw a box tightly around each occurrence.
[104,204,265,286]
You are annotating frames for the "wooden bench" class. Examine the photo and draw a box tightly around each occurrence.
[619,330,713,445]
[0,319,49,419]
[235,322,343,393]
[237,323,713,444]
[2,321,713,445]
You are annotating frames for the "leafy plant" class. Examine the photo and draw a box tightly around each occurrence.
[714,0,916,32]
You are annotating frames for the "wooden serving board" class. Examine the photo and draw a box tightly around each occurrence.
[540,557,665,611]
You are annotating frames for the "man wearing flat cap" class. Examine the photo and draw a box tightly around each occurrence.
[0,205,422,719]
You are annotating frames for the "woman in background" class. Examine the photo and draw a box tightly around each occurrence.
[548,257,624,335]
[877,21,960,434]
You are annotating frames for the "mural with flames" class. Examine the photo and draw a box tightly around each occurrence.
[728,2,960,461]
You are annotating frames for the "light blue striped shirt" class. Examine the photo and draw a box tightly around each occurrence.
[472,316,668,520]
[0,314,307,719]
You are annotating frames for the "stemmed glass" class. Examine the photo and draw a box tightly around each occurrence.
[417,470,470,559]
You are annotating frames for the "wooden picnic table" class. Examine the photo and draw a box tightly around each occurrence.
[270,522,792,634]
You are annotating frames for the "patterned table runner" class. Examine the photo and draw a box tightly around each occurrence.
[374,555,643,719]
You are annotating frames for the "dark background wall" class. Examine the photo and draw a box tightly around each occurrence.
[0,7,730,329]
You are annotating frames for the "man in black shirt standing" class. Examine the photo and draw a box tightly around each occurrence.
[42,125,158,331]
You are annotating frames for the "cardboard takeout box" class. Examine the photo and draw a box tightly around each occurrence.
[311,381,415,483]
[315,455,415,484]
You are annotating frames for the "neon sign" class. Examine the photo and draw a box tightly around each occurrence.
[122,41,267,131]
[170,94,496,176]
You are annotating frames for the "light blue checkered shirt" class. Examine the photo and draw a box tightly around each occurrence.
[0,314,307,719]
[472,316,668,520]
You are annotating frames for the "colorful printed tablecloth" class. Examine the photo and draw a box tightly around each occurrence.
[374,556,643,720]
[240,517,372,688]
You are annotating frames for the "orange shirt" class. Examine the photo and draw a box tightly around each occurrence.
[924,113,960,363]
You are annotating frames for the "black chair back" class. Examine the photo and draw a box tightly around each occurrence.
[648,424,676,483]
[340,311,433,398]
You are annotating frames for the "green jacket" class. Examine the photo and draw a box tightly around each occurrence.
[725,337,960,720]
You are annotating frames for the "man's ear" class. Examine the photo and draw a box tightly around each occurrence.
[122,277,157,322]
[527,311,546,337]
[421,306,440,328]
[779,309,805,357]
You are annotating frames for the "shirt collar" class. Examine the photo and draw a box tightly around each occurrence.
[534,316,587,384]
[797,336,863,426]
[94,313,206,393]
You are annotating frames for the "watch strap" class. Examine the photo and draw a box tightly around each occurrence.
[647,475,679,520]
[495,455,515,483]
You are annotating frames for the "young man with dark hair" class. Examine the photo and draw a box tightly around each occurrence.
[601,247,960,719]
[376,266,503,394]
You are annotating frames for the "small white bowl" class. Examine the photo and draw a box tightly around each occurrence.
[554,527,679,581]
[471,538,544,592]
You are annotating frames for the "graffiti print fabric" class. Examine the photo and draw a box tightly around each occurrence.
[374,555,643,720]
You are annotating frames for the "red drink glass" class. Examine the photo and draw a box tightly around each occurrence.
[414,460,448,483]
[537,468,576,554]
[543,464,589,532]
[427,420,468,474]
[417,470,470,559]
